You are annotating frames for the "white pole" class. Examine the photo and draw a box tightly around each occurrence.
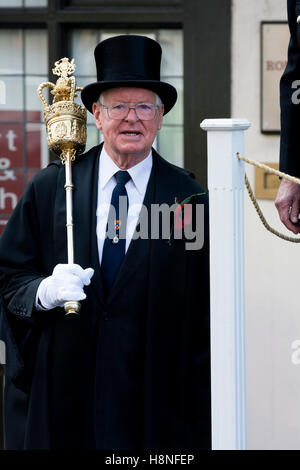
[0,340,5,367]
[200,118,251,450]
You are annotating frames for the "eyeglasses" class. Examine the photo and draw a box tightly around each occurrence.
[100,102,160,120]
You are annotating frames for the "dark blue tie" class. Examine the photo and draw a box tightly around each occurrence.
[101,170,131,294]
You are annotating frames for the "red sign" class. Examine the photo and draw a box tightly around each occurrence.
[0,123,24,168]
[0,220,8,236]
[26,125,41,168]
[0,173,24,215]
[0,111,42,233]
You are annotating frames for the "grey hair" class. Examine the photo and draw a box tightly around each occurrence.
[98,90,163,108]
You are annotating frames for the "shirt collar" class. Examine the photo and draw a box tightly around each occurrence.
[99,145,153,194]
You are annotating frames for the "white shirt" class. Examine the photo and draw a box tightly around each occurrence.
[96,146,153,264]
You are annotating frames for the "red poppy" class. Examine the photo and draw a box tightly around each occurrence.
[174,203,193,230]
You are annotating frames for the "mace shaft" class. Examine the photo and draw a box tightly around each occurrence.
[63,149,81,316]
[64,151,75,264]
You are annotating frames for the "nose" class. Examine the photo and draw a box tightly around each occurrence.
[125,107,139,122]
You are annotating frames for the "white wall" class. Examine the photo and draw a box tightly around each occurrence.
[232,0,300,450]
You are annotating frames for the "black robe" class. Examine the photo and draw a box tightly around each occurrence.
[0,144,211,450]
[280,0,300,176]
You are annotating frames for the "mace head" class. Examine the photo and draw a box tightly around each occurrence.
[52,57,76,80]
[37,57,87,156]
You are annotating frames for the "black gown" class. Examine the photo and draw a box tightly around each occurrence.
[0,144,211,450]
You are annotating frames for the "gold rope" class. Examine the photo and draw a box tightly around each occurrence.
[236,153,300,243]
[237,153,300,185]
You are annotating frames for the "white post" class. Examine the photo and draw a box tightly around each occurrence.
[200,118,251,450]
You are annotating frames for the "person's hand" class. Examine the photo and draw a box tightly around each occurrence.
[275,179,300,234]
[37,264,94,310]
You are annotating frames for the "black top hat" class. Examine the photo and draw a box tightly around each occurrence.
[81,35,177,115]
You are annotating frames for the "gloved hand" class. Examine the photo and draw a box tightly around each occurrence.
[36,263,94,310]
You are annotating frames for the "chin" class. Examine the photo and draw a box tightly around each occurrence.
[118,145,145,155]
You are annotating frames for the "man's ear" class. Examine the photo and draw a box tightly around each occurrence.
[93,102,102,131]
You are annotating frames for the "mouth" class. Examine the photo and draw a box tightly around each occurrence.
[121,131,142,137]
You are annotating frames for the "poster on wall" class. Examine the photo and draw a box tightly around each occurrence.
[261,22,290,133]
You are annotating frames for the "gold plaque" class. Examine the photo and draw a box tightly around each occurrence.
[254,162,280,200]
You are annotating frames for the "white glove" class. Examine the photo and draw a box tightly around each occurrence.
[36,263,94,310]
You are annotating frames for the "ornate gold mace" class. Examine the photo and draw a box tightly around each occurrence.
[37,58,87,316]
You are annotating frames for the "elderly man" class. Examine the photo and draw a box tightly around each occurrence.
[275,0,300,230]
[0,35,210,450]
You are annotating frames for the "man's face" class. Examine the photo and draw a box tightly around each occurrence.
[92,87,164,165]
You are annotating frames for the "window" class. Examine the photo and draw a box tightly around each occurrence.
[0,28,48,233]
[0,0,47,7]
[70,28,184,167]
